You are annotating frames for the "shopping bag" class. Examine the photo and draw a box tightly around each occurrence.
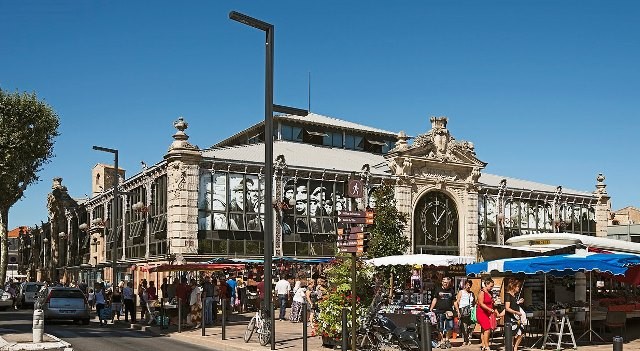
[100,305,112,320]
[470,306,477,324]
[489,313,497,330]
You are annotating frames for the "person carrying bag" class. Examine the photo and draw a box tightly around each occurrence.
[455,279,476,346]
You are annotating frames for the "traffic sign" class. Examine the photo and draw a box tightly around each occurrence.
[337,210,366,217]
[338,217,371,224]
[338,246,364,253]
[337,239,367,246]
[338,233,367,240]
[337,226,364,235]
[347,180,364,198]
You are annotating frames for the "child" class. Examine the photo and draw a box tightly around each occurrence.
[88,289,95,310]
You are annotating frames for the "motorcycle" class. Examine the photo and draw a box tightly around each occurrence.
[355,296,423,351]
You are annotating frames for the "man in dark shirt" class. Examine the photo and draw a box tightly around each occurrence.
[430,276,457,349]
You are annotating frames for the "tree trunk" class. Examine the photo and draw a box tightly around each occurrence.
[0,207,9,285]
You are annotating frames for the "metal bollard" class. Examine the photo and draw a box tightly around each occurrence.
[202,294,206,336]
[424,315,432,351]
[33,309,44,343]
[271,302,276,350]
[178,298,182,333]
[613,336,623,351]
[341,308,348,351]
[504,321,513,351]
[420,315,430,351]
[302,303,308,351]
[222,298,226,340]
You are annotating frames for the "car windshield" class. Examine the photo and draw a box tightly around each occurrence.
[26,285,42,292]
[50,290,85,299]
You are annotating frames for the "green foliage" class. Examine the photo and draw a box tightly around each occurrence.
[317,257,373,338]
[0,88,59,284]
[0,89,60,208]
[368,184,410,258]
[367,184,412,289]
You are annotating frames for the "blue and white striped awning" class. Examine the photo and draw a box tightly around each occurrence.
[466,252,640,276]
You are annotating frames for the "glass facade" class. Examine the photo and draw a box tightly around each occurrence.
[477,193,597,243]
[198,170,376,257]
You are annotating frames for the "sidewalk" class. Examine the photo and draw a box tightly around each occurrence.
[139,310,640,351]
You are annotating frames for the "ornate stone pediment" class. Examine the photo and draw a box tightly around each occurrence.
[386,116,486,189]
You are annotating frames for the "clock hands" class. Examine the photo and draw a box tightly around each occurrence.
[433,208,446,225]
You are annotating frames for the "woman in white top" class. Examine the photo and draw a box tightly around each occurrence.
[188,279,203,328]
[289,283,307,323]
[455,279,476,346]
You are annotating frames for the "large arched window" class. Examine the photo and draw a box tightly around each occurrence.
[414,191,459,255]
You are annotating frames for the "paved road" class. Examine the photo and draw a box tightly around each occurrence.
[0,309,214,351]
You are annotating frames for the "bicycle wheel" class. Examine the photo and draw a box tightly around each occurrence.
[258,319,271,346]
[244,317,256,343]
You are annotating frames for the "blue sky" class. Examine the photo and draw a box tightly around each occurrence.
[2,1,639,229]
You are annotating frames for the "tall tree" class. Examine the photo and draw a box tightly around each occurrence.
[368,184,410,258]
[367,184,411,289]
[0,89,59,284]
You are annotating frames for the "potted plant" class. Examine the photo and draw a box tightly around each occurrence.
[317,256,373,347]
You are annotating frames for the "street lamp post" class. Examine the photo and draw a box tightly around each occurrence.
[229,11,275,348]
[92,145,119,287]
[229,12,309,347]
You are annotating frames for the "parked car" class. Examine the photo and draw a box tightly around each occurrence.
[17,282,44,308]
[0,290,12,311]
[35,287,90,324]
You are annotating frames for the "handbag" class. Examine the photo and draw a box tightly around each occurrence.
[461,306,471,318]
[470,306,477,323]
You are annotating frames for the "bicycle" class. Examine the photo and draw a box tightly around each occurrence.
[244,308,271,346]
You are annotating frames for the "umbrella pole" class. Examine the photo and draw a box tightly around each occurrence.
[577,271,604,343]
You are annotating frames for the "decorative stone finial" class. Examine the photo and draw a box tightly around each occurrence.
[595,173,607,195]
[393,131,410,152]
[52,177,63,189]
[168,116,198,152]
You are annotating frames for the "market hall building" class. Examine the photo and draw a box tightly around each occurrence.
[28,114,612,284]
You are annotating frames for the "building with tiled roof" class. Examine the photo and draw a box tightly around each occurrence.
[25,112,612,284]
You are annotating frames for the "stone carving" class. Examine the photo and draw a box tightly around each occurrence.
[418,167,458,181]
[389,157,413,177]
[410,116,481,164]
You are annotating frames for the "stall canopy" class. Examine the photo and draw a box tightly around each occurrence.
[148,263,245,273]
[466,251,640,276]
[204,257,334,265]
[366,254,475,267]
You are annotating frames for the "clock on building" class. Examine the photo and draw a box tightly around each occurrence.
[419,192,457,244]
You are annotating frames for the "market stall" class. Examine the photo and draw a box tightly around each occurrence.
[466,251,640,347]
[366,254,476,327]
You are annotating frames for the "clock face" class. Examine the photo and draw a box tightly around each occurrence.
[420,196,457,243]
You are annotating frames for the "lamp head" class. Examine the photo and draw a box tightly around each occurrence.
[229,11,273,32]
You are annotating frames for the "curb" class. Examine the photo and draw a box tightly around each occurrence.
[0,329,72,351]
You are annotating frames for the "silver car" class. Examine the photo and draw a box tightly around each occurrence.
[17,282,44,308]
[0,289,12,311]
[35,287,90,324]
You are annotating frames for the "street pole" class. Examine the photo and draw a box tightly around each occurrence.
[229,11,275,348]
[93,146,119,288]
